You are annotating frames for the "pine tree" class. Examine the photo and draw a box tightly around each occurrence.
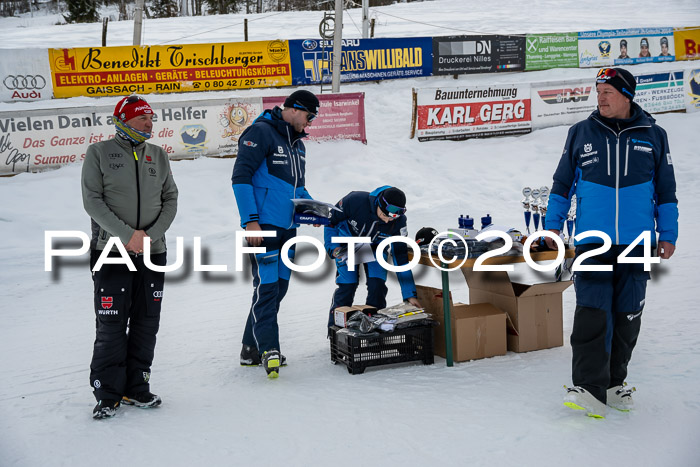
[151,0,178,18]
[207,0,240,15]
[64,0,100,23]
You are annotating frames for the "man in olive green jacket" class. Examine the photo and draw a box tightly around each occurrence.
[81,95,178,419]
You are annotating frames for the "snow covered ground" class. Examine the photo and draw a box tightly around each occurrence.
[1,1,700,466]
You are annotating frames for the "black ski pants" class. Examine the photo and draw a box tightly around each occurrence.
[89,250,166,402]
[571,244,648,403]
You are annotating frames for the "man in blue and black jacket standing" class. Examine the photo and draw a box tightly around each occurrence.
[325,186,422,328]
[545,68,678,418]
[231,90,319,378]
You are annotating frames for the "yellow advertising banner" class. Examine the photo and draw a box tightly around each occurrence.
[674,27,700,61]
[48,40,291,98]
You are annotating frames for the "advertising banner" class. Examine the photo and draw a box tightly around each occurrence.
[674,27,700,61]
[288,38,432,85]
[634,70,685,114]
[578,27,675,68]
[47,41,292,98]
[531,79,597,129]
[525,33,579,71]
[262,93,366,143]
[432,35,525,75]
[0,92,365,174]
[0,49,53,103]
[0,97,264,174]
[685,68,700,113]
[414,84,531,141]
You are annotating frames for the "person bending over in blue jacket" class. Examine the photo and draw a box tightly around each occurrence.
[231,90,320,378]
[325,186,422,328]
[545,68,678,418]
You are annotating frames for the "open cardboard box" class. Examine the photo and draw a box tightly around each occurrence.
[416,285,506,362]
[462,270,572,352]
[333,305,377,327]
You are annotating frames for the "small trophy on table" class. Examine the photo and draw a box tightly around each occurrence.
[565,194,577,246]
[539,186,550,230]
[521,187,532,234]
[530,187,541,231]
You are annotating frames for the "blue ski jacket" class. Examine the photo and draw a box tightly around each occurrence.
[545,103,678,246]
[324,186,417,300]
[232,106,312,229]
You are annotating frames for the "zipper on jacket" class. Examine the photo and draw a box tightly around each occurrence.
[132,146,141,229]
[286,127,300,229]
[592,116,652,245]
[624,137,630,176]
[606,137,611,176]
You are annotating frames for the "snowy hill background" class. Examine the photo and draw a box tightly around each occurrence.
[1,1,700,466]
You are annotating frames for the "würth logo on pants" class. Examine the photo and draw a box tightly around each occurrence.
[98,296,118,315]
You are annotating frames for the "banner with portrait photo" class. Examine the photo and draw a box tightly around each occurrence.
[578,28,675,68]
[413,84,531,141]
[634,70,685,114]
[288,38,432,85]
[48,41,293,98]
[530,79,598,129]
[0,49,53,103]
[432,35,525,75]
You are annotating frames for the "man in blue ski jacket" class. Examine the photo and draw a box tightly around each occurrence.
[324,186,422,327]
[544,68,678,417]
[231,90,320,378]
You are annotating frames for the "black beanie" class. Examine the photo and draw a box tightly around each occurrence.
[377,187,406,216]
[284,90,320,115]
[596,67,636,100]
[415,227,438,247]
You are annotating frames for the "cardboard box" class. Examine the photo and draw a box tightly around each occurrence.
[462,270,572,353]
[333,305,377,328]
[416,285,506,362]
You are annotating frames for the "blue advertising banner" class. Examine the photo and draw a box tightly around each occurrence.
[288,37,433,85]
[578,27,675,68]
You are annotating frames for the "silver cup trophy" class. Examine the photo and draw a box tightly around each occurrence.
[522,187,532,233]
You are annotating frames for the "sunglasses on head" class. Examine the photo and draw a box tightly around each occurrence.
[293,102,317,122]
[380,195,407,218]
[118,95,146,113]
[596,68,633,89]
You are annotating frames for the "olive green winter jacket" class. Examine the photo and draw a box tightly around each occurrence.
[81,136,178,254]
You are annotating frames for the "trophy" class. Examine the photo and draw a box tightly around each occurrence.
[565,194,577,246]
[521,187,532,234]
[530,188,541,231]
[539,186,550,230]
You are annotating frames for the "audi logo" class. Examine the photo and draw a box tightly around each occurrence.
[3,74,47,90]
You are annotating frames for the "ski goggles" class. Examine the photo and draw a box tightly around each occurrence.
[293,102,318,122]
[378,195,406,218]
[595,68,633,89]
[117,94,147,114]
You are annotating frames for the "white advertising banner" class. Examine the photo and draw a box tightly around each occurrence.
[578,27,675,68]
[0,49,53,103]
[531,79,598,129]
[0,92,366,174]
[634,70,685,114]
[0,97,262,174]
[685,68,700,113]
[414,84,531,141]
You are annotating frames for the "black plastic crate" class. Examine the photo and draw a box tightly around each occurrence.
[329,323,435,374]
